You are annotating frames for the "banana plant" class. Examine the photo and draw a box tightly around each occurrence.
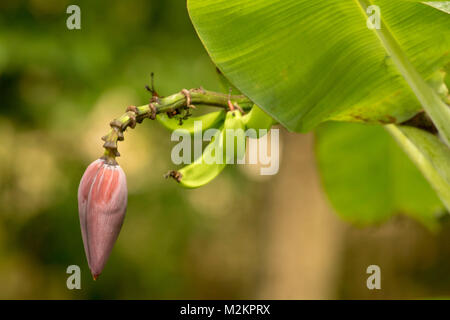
[79,0,450,278]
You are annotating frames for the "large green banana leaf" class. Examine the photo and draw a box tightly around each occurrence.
[188,0,450,132]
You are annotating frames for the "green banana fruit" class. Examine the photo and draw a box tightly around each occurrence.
[170,126,227,188]
[223,109,246,164]
[156,110,225,135]
[169,109,247,188]
[243,105,276,138]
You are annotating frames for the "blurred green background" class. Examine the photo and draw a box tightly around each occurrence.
[1,0,450,299]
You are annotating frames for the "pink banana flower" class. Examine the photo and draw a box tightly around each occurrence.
[78,158,127,280]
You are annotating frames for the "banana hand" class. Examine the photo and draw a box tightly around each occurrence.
[168,126,227,188]
[168,109,248,188]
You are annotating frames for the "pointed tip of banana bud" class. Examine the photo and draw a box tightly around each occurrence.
[78,158,128,280]
[93,273,100,281]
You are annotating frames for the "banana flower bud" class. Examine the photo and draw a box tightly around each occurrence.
[77,158,127,280]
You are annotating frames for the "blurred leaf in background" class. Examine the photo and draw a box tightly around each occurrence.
[315,122,444,229]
